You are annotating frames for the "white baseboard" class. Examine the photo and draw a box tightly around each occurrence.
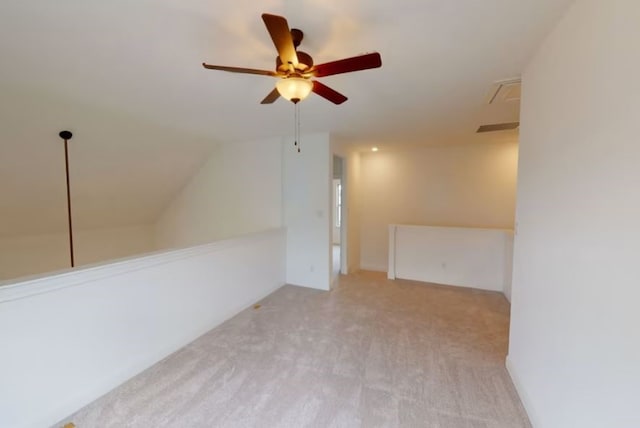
[505,355,539,428]
[503,291,511,303]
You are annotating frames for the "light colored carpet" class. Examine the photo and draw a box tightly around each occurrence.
[60,272,530,428]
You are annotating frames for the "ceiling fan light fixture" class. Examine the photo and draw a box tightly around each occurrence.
[276,77,313,103]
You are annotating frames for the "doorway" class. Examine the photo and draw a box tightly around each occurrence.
[332,155,346,284]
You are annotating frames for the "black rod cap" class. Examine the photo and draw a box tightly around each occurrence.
[59,130,73,140]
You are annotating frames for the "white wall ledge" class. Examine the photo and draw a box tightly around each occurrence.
[388,224,514,296]
[0,227,286,428]
[0,228,284,303]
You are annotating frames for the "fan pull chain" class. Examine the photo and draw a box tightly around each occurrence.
[296,103,301,153]
[293,102,297,152]
[293,102,301,153]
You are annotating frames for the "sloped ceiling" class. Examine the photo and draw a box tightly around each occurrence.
[0,0,573,237]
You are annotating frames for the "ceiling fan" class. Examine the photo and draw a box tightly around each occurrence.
[202,13,382,105]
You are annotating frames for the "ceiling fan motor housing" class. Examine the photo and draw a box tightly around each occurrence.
[277,51,314,73]
[291,28,304,47]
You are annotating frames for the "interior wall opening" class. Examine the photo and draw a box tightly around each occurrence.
[331,154,346,284]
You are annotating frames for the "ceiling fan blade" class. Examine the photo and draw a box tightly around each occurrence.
[202,63,278,76]
[261,14,299,68]
[312,52,382,78]
[260,87,281,104]
[312,81,348,105]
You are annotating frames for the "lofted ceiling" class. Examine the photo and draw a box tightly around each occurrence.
[0,0,573,237]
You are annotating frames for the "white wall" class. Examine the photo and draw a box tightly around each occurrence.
[0,229,286,428]
[0,224,155,281]
[155,137,283,249]
[283,133,332,290]
[360,143,518,271]
[332,156,343,245]
[507,1,640,427]
[332,179,341,244]
[388,225,513,296]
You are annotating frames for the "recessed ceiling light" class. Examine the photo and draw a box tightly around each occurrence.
[371,147,379,152]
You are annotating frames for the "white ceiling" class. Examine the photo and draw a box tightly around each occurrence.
[0,0,573,237]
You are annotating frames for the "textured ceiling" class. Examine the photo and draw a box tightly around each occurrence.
[0,0,573,237]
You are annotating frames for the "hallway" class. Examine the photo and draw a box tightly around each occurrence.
[333,244,341,280]
[62,272,529,427]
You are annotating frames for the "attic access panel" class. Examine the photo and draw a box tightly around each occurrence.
[476,122,520,133]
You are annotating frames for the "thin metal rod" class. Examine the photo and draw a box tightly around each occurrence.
[64,138,75,267]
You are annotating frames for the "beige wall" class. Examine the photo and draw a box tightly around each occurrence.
[331,140,363,274]
[359,142,518,271]
[1,137,284,281]
[0,224,155,281]
[154,138,283,249]
[345,151,362,274]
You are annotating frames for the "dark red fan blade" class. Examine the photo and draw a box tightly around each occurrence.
[202,63,278,76]
[261,14,299,68]
[260,87,281,104]
[312,81,348,104]
[312,52,382,78]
